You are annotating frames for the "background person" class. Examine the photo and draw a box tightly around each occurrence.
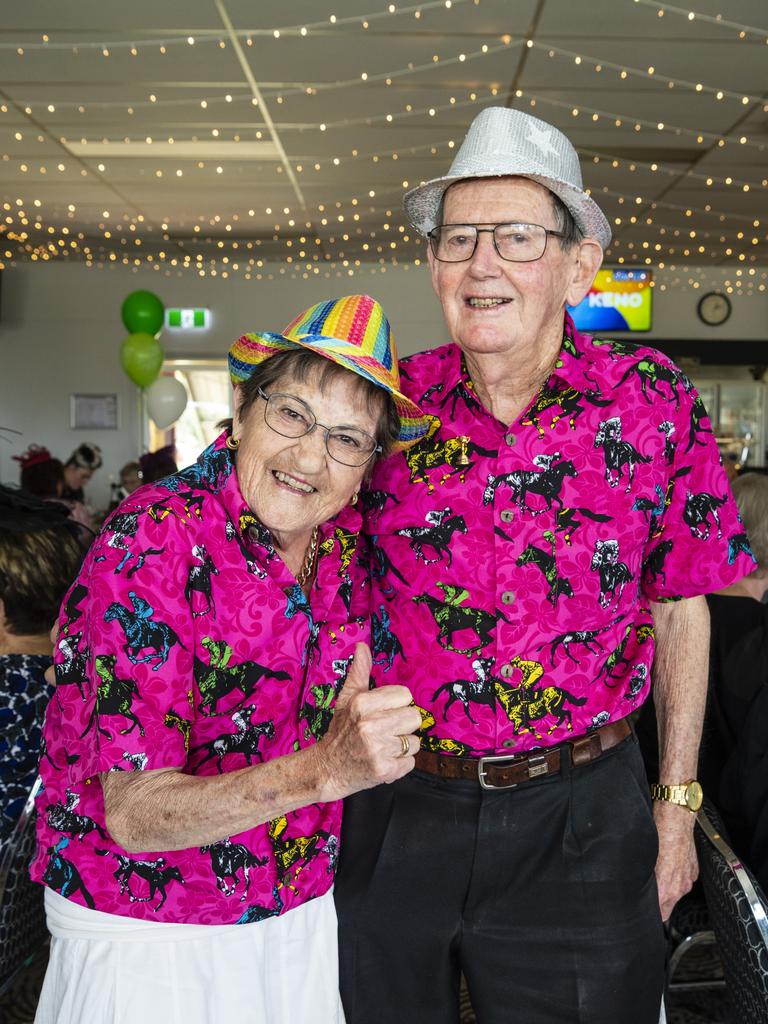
[0,486,83,841]
[119,461,143,495]
[335,108,754,1024]
[700,471,768,893]
[61,442,102,505]
[13,445,65,502]
[13,445,93,540]
[104,461,144,518]
[31,296,427,1024]
[139,445,178,484]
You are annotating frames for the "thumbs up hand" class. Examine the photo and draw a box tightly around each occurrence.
[314,642,422,802]
[333,641,373,712]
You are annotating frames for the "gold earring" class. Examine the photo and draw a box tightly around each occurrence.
[351,491,359,506]
[225,435,240,451]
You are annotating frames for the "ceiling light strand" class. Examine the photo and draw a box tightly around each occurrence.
[631,0,768,41]
[0,0,470,53]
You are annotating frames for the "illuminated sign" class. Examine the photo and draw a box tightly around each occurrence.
[567,269,652,332]
[165,308,210,329]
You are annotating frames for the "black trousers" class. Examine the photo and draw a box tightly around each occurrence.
[335,733,664,1024]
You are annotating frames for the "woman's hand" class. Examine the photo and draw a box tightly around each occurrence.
[312,643,422,803]
[98,643,420,853]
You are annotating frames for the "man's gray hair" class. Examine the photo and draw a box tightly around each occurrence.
[732,473,768,571]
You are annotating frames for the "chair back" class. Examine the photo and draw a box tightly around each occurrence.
[0,777,47,997]
[695,799,768,1022]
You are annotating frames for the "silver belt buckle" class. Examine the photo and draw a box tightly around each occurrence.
[478,753,521,790]
[478,752,550,790]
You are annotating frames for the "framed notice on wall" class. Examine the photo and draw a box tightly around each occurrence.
[70,393,119,430]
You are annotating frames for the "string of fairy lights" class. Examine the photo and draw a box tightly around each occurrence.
[1,0,766,288]
[4,90,766,193]
[630,0,768,41]
[3,32,765,118]
[3,184,764,282]
[1,0,763,54]
[12,82,764,157]
[0,0,476,52]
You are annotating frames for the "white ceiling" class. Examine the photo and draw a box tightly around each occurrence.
[0,0,766,279]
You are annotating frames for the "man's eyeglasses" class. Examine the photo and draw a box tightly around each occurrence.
[427,222,566,263]
[257,387,382,468]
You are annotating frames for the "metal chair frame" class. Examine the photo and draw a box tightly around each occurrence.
[693,800,768,1021]
[0,776,47,999]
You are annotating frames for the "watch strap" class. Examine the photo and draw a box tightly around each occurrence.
[650,780,702,812]
[651,783,685,804]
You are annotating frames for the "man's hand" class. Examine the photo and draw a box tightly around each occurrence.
[314,642,422,803]
[654,800,698,921]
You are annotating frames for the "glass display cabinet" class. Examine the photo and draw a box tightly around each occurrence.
[693,381,766,469]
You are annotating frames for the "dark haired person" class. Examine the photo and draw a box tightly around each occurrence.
[13,444,93,539]
[0,486,83,840]
[139,444,178,484]
[61,442,103,504]
[13,445,65,501]
[701,472,768,894]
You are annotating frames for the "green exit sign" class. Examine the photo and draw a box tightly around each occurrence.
[166,308,210,329]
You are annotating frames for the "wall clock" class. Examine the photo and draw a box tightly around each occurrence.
[697,292,732,326]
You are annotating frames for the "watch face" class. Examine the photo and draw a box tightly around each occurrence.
[697,292,731,326]
[685,780,704,811]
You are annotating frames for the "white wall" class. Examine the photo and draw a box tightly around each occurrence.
[643,272,768,347]
[1,261,767,510]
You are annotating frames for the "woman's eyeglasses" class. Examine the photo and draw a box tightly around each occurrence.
[257,387,381,467]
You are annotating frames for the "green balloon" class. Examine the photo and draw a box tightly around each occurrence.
[120,332,164,389]
[121,290,165,335]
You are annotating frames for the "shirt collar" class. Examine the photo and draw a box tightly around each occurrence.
[415,313,604,423]
[552,312,603,391]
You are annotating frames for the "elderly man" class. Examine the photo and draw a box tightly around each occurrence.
[335,107,753,1024]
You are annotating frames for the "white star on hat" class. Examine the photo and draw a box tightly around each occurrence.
[526,123,558,157]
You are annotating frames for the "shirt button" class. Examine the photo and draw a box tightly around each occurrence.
[501,591,515,605]
[500,663,514,679]
[502,739,515,748]
[505,432,517,446]
[500,509,514,523]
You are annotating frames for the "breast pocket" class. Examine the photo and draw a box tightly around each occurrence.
[297,618,369,746]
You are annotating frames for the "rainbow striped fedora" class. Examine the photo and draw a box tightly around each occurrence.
[229,294,430,449]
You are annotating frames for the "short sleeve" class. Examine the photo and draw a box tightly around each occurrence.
[641,379,756,601]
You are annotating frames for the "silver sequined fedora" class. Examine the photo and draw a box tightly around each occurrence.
[403,106,612,250]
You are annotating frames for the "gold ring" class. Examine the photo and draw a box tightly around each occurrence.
[398,734,411,758]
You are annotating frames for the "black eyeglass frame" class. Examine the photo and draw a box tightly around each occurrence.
[256,386,383,467]
[427,222,567,263]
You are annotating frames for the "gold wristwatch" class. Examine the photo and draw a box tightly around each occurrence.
[650,780,703,812]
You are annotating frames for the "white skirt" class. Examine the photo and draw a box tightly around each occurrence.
[36,888,345,1024]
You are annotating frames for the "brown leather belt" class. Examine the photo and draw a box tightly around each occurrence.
[413,717,632,790]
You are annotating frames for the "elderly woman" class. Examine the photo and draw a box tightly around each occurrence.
[32,296,428,1024]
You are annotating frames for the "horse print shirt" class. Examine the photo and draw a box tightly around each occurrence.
[32,431,367,924]
[365,315,754,757]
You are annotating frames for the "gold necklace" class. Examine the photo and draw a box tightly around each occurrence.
[296,526,319,588]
